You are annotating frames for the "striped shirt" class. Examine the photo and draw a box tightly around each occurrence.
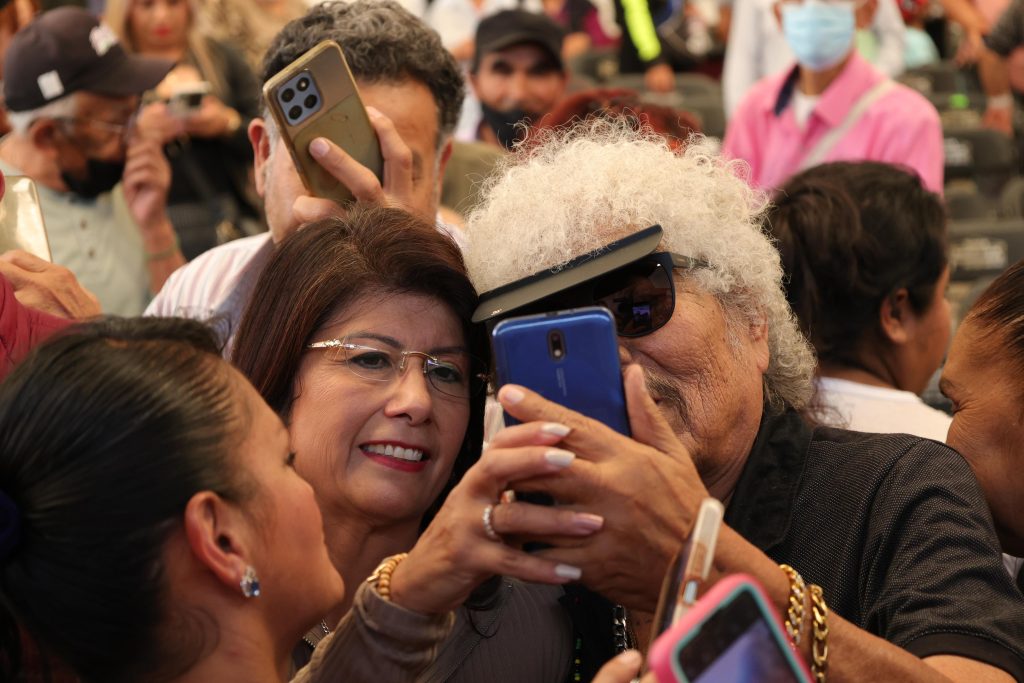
[145,220,467,356]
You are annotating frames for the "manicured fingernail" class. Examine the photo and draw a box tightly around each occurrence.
[500,385,525,404]
[541,422,571,437]
[555,563,582,580]
[545,448,575,468]
[309,137,328,157]
[616,650,642,669]
[365,106,381,119]
[572,513,604,532]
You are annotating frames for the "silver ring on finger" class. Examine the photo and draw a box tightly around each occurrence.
[482,503,501,542]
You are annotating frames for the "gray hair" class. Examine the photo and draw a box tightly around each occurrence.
[6,94,78,136]
[465,120,816,410]
[259,0,464,145]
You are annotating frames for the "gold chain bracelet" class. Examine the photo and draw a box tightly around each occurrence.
[367,552,409,602]
[809,584,829,682]
[779,564,808,646]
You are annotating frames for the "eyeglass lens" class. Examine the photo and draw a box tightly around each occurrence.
[326,342,475,399]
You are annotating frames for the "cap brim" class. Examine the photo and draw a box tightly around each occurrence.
[82,53,174,98]
[474,31,564,71]
[472,224,664,323]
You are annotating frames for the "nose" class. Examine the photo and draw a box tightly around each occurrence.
[505,71,529,108]
[382,359,433,425]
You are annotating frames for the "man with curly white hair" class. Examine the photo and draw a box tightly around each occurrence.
[467,122,1024,682]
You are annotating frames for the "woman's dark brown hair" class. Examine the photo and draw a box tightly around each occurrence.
[964,258,1024,382]
[766,161,948,369]
[232,207,488,519]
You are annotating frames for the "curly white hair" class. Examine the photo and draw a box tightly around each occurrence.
[465,119,815,410]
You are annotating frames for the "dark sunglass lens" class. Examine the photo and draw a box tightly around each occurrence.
[594,261,675,336]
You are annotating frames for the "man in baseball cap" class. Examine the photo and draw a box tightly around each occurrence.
[469,9,568,149]
[0,6,184,316]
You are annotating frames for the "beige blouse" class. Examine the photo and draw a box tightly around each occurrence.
[294,582,455,683]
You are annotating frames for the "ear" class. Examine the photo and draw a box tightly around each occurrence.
[28,119,61,159]
[183,491,255,596]
[879,288,912,346]
[748,309,770,373]
[435,138,454,201]
[249,118,272,199]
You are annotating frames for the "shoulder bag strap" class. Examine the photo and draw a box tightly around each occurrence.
[798,79,896,172]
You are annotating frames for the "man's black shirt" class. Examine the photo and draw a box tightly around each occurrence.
[726,408,1024,680]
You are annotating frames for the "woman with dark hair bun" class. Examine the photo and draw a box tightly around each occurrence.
[766,161,952,440]
[941,259,1024,587]
[0,315,604,683]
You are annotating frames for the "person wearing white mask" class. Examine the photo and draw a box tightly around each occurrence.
[722,0,943,194]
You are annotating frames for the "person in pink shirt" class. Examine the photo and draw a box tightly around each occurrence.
[722,0,943,194]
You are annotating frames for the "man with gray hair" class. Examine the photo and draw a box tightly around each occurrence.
[0,7,184,316]
[146,0,466,351]
[468,122,1024,681]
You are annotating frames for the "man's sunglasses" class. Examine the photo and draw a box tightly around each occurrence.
[505,252,706,338]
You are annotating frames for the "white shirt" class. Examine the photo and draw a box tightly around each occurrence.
[146,220,467,357]
[813,377,952,442]
[722,0,907,118]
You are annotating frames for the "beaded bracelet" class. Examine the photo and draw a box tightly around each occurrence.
[367,552,409,602]
[779,563,808,646]
[809,584,830,683]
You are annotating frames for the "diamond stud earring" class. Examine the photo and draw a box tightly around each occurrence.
[240,565,261,598]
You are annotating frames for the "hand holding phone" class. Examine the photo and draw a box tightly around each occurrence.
[263,40,383,206]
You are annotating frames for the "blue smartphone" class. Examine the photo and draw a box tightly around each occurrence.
[491,307,630,435]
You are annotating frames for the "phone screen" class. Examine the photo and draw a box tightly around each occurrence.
[679,590,804,683]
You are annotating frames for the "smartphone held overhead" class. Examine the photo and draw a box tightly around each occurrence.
[262,40,383,204]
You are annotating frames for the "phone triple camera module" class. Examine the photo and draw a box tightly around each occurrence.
[278,71,323,126]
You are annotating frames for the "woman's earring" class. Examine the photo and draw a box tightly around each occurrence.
[240,565,261,598]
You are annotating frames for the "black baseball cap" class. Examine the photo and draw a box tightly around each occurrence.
[3,7,173,112]
[472,225,664,323]
[472,10,566,73]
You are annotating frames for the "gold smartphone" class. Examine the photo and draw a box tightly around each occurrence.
[0,176,51,261]
[262,40,383,205]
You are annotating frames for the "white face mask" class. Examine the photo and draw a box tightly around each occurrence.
[781,0,856,72]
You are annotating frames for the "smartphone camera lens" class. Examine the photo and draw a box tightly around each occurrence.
[281,88,295,103]
[297,77,310,92]
[548,331,565,360]
[304,94,319,109]
[288,105,302,120]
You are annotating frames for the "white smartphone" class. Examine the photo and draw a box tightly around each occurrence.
[0,176,50,261]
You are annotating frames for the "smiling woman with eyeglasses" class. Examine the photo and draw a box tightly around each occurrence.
[231,206,590,682]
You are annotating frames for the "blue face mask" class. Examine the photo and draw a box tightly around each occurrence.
[781,1,856,72]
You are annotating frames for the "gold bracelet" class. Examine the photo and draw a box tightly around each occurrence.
[366,552,409,602]
[779,564,807,646]
[809,584,829,683]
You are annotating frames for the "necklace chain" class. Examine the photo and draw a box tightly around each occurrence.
[301,619,332,650]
